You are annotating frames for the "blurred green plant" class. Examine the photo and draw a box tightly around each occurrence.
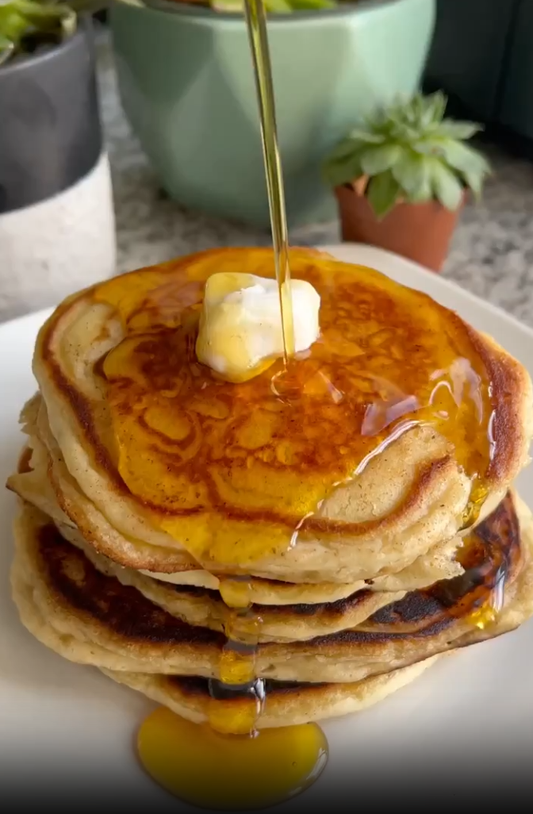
[0,0,103,66]
[105,0,350,16]
[130,0,341,13]
[211,0,336,11]
[323,91,492,219]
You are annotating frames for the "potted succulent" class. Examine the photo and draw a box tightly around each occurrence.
[0,0,115,322]
[322,91,491,271]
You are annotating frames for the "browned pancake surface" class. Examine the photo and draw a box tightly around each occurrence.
[12,492,529,686]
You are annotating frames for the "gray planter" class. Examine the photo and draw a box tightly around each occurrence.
[0,19,102,213]
[0,19,116,322]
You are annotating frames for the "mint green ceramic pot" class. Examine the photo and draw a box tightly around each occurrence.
[110,0,436,227]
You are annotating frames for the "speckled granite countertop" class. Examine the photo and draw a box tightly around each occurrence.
[98,37,533,327]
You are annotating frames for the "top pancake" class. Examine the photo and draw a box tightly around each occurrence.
[32,247,533,583]
[6,394,465,603]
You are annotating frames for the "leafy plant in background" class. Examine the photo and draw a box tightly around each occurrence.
[131,0,341,14]
[0,0,102,66]
[211,0,335,11]
[323,91,491,219]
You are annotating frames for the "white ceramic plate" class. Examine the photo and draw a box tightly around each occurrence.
[1,244,531,807]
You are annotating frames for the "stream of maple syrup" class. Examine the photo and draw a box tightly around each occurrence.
[202,0,299,746]
[137,2,327,807]
[244,0,295,364]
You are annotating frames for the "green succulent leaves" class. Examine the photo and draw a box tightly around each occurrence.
[0,0,102,65]
[323,91,491,219]
[212,0,335,11]
[367,172,401,221]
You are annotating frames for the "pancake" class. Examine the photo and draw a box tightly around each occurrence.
[101,659,440,730]
[31,371,471,587]
[56,520,406,641]
[31,247,533,584]
[11,492,533,685]
[7,396,466,605]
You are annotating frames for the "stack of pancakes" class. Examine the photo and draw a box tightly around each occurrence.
[7,247,533,731]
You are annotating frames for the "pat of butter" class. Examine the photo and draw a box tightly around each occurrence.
[196,272,321,382]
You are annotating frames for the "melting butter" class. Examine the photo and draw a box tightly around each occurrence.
[196,272,320,382]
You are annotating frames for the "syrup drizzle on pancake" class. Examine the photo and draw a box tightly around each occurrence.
[31,493,519,662]
[94,258,495,566]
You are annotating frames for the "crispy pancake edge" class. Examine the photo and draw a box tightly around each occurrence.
[10,493,533,684]
[100,656,441,730]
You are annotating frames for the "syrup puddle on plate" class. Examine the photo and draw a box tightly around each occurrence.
[137,707,328,811]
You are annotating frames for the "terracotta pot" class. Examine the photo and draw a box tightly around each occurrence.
[335,179,464,272]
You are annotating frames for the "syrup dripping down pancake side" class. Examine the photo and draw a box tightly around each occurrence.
[53,515,410,642]
[10,493,533,688]
[51,492,517,642]
[7,419,520,644]
[101,659,440,731]
[12,439,444,727]
[7,393,471,597]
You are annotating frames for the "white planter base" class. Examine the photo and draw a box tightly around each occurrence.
[0,152,116,323]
